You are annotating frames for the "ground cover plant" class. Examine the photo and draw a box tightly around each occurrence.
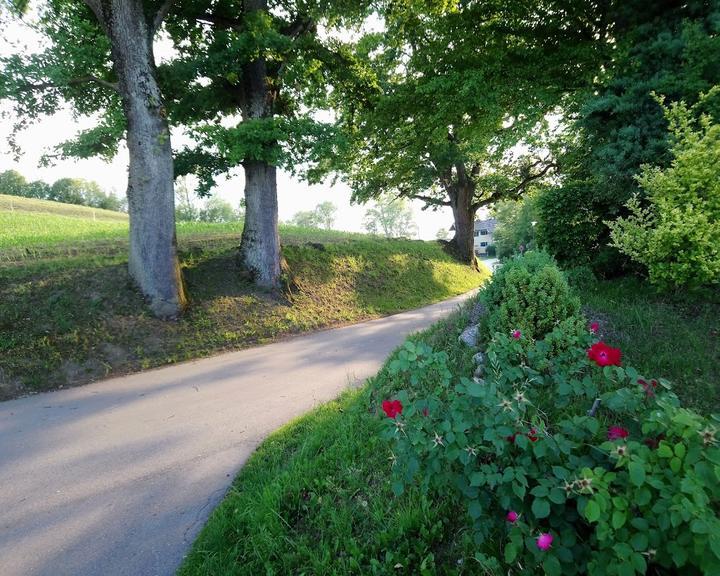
[580,276,720,415]
[0,234,487,400]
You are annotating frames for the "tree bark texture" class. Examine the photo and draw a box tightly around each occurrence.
[241,161,282,286]
[449,183,479,267]
[85,0,187,318]
[238,0,282,288]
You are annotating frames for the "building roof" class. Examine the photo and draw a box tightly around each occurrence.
[448,217,498,232]
[474,218,497,232]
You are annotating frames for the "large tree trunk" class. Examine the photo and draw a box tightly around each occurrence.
[449,184,479,267]
[238,0,283,288]
[241,161,282,286]
[86,0,187,317]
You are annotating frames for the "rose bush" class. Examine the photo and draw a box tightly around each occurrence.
[379,254,720,575]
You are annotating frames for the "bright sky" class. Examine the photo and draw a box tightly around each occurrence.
[0,15,462,240]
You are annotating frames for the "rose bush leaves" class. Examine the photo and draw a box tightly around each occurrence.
[379,253,720,575]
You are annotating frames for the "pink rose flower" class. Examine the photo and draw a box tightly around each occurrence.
[607,426,629,440]
[536,532,553,551]
[506,510,519,523]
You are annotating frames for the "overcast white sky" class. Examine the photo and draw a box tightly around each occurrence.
[0,15,467,239]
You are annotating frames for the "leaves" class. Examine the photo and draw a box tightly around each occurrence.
[628,462,645,487]
[532,498,550,519]
[584,500,601,523]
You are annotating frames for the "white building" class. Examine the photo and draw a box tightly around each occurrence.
[473,218,497,256]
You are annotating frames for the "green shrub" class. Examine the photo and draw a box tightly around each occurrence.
[484,252,580,341]
[565,265,597,291]
[483,251,556,310]
[379,261,720,575]
[608,94,720,289]
[381,322,720,576]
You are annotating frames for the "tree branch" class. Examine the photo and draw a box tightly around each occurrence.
[82,0,109,35]
[153,0,174,34]
[196,13,244,30]
[506,159,557,197]
[414,193,451,207]
[19,75,119,94]
[469,157,557,213]
[281,16,314,39]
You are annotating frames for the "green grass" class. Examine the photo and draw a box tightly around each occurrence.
[580,277,720,413]
[0,236,488,400]
[0,212,129,252]
[179,272,720,575]
[0,193,128,221]
[178,304,482,576]
[0,201,376,261]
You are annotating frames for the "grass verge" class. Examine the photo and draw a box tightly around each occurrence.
[0,238,488,400]
[581,276,720,413]
[178,301,481,576]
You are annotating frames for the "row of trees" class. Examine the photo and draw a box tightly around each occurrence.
[0,169,125,211]
[6,1,708,314]
[288,197,419,239]
[1,0,365,316]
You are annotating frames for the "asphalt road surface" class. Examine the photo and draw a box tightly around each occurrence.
[0,291,477,576]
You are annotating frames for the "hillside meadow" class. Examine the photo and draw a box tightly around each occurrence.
[0,197,489,400]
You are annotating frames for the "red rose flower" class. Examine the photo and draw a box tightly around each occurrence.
[506,433,518,443]
[590,322,599,333]
[511,330,521,340]
[608,426,629,440]
[382,399,403,419]
[638,378,658,397]
[587,342,622,367]
[527,428,539,442]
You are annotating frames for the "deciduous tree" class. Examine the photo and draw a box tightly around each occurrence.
[336,0,606,264]
[1,0,186,317]
[362,195,417,238]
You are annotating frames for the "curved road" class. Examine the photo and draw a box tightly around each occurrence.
[0,291,476,576]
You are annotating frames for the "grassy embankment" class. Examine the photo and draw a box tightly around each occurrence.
[0,194,488,399]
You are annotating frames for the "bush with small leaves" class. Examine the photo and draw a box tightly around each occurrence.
[483,252,580,341]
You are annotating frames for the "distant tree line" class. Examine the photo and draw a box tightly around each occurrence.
[0,169,125,212]
[175,178,244,224]
[288,202,337,230]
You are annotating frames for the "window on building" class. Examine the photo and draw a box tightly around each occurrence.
[480,229,489,235]
[480,242,488,247]
[474,230,479,237]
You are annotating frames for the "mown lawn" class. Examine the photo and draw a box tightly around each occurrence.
[0,238,488,400]
[0,206,372,261]
[581,277,720,414]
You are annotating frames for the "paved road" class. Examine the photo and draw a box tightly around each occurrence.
[0,291,477,576]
